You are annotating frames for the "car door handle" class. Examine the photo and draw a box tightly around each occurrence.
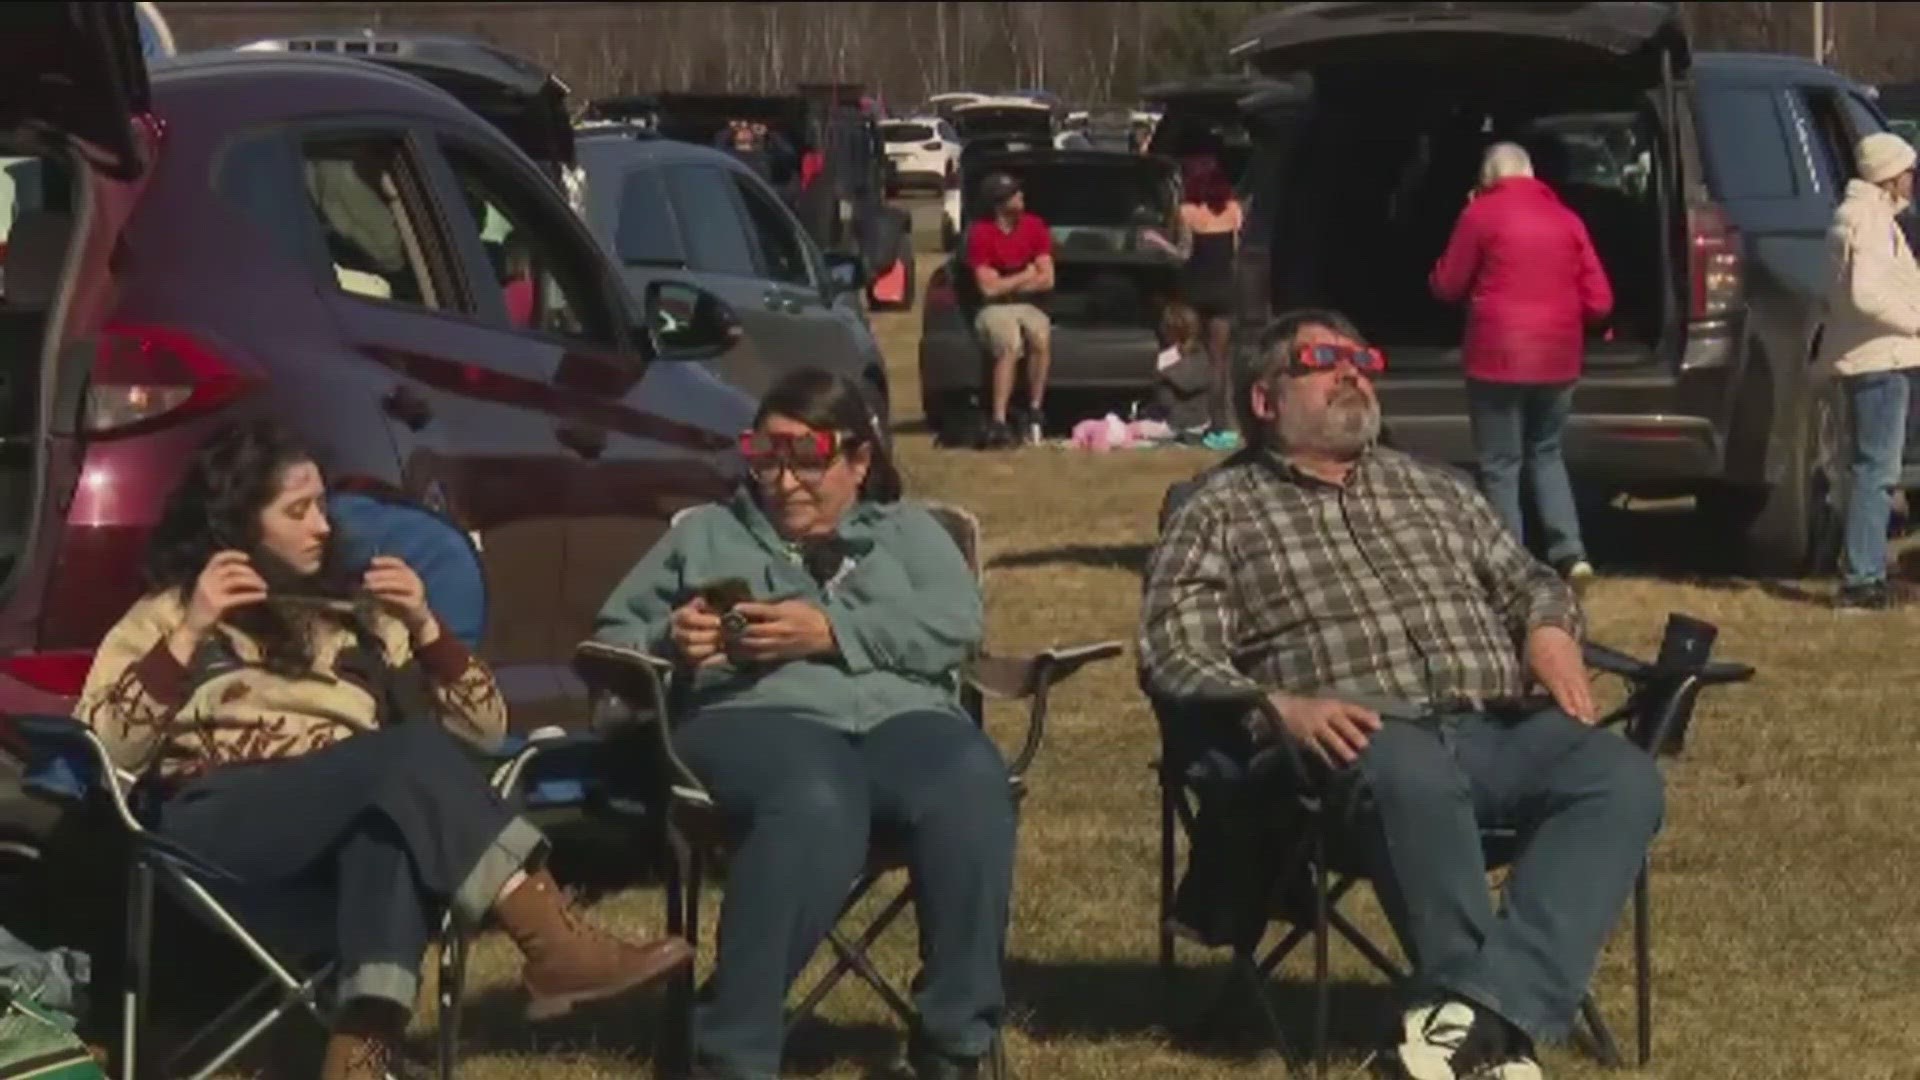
[381,385,432,431]
[555,421,607,460]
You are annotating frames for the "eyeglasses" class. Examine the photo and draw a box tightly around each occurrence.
[739,430,845,483]
[1287,342,1387,377]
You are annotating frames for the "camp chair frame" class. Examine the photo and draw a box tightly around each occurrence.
[1146,478,1755,1076]
[565,499,1122,1080]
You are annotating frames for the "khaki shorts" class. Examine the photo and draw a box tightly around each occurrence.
[973,302,1051,357]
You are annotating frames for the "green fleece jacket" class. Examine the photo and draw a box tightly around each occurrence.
[593,489,984,733]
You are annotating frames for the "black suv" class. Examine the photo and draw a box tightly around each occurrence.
[1234,1,1896,571]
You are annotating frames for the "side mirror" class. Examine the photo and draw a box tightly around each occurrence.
[643,279,742,362]
[824,252,867,294]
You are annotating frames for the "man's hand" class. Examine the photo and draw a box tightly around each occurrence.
[1526,624,1596,724]
[731,600,836,664]
[1260,691,1382,768]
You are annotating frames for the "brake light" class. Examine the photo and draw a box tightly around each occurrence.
[1687,204,1742,321]
[925,273,957,315]
[0,651,94,697]
[922,141,943,151]
[87,324,256,436]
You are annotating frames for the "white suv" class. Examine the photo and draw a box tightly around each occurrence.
[881,117,959,190]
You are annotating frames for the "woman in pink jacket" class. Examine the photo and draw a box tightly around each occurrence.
[1431,142,1614,587]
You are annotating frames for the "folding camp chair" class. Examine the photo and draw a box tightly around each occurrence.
[565,499,1123,1080]
[1146,476,1756,1076]
[3,489,514,1080]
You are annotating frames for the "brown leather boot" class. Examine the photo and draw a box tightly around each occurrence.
[494,868,693,1021]
[320,1006,400,1080]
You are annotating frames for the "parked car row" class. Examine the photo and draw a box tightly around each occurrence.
[0,4,765,737]
[924,1,1905,573]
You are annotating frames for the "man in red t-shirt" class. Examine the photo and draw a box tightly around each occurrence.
[964,172,1054,447]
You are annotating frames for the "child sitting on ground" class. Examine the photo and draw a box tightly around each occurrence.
[1149,300,1216,437]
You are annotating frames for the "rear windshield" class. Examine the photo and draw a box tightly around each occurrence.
[883,123,936,143]
[0,155,71,306]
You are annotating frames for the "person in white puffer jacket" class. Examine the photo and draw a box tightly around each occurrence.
[1820,131,1920,609]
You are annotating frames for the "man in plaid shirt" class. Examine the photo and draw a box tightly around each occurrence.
[1140,310,1663,1080]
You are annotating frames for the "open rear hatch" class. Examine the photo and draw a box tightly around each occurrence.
[645,93,814,153]
[1232,2,1687,88]
[1235,2,1689,374]
[235,33,575,175]
[1,2,151,180]
[953,104,1056,149]
[1143,75,1304,186]
[0,2,151,670]
[958,150,1182,329]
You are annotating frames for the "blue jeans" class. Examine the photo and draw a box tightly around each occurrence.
[1348,709,1664,1042]
[676,709,1017,1080]
[1466,381,1586,565]
[1842,370,1912,588]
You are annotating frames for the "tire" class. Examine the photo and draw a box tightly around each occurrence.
[1707,379,1845,574]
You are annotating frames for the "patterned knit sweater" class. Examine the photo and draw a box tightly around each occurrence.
[74,591,507,780]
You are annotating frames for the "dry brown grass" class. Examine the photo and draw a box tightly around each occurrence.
[435,247,1920,1079]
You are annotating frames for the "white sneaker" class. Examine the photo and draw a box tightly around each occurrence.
[1393,1002,1546,1080]
[1395,1001,1475,1080]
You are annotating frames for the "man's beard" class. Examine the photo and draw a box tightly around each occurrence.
[1277,384,1381,459]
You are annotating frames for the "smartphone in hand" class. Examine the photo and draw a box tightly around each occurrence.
[698,578,753,642]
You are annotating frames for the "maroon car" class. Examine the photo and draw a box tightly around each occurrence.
[0,4,754,734]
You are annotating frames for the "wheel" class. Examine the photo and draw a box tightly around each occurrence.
[1707,378,1845,573]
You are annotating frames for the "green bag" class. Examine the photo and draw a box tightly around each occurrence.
[0,990,103,1080]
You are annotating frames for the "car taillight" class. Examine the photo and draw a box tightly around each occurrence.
[1687,204,1742,321]
[925,275,957,315]
[922,141,942,151]
[87,324,255,436]
[0,651,94,697]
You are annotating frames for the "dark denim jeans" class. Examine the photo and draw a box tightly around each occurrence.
[1466,380,1586,566]
[157,722,541,1015]
[1348,709,1663,1042]
[1842,370,1912,588]
[677,708,1017,1080]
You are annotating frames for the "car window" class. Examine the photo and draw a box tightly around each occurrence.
[663,164,757,278]
[1794,88,1871,201]
[1695,87,1797,199]
[1844,91,1889,142]
[301,136,448,307]
[616,168,686,267]
[730,174,813,288]
[885,123,935,144]
[438,139,620,350]
[938,121,958,142]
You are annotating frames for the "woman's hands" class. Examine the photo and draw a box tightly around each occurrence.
[363,556,436,641]
[171,551,269,660]
[667,597,836,667]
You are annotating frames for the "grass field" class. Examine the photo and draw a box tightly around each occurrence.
[434,244,1919,1080]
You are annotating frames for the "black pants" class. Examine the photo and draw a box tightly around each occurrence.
[157,722,544,1014]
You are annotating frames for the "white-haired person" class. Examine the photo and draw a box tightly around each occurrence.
[1818,130,1920,610]
[1429,141,1613,590]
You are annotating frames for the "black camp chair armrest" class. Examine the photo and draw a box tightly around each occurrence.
[965,641,1123,778]
[1584,641,1755,687]
[570,641,710,805]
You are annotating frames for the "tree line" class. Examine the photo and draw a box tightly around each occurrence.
[156,2,1920,111]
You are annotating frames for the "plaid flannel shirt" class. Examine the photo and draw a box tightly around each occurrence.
[1138,447,1582,711]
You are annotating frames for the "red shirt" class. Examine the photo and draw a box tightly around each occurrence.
[965,212,1051,275]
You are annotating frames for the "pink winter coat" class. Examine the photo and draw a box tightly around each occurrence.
[1429,176,1614,385]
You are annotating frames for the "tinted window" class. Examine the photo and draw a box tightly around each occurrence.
[1696,87,1797,199]
[438,140,620,350]
[663,165,757,278]
[1845,92,1889,141]
[301,136,447,307]
[884,123,936,143]
[615,168,685,267]
[731,175,812,287]
[1795,89,1857,199]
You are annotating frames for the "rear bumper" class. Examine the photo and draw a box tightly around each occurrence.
[1385,413,1721,483]
[919,323,1163,398]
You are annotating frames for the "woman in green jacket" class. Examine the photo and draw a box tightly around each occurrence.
[594,369,1009,1080]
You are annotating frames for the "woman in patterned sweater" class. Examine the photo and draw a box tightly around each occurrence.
[75,421,690,1080]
